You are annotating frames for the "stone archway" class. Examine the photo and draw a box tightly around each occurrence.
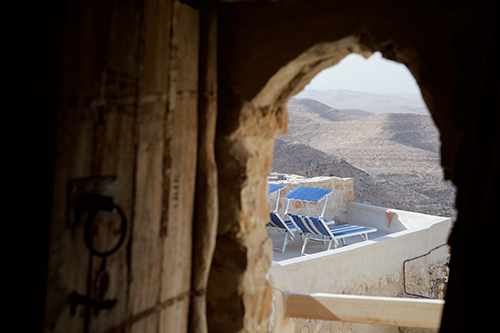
[209,32,427,333]
[209,1,498,332]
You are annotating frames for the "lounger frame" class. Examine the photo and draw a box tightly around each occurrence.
[267,211,299,253]
[288,213,377,256]
[267,183,299,253]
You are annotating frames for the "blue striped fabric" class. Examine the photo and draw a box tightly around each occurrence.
[328,224,376,237]
[288,214,376,238]
[283,186,333,202]
[269,212,296,231]
[268,183,287,195]
[289,214,331,236]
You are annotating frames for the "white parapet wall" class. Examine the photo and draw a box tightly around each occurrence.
[268,176,354,223]
[279,210,451,295]
[268,199,452,332]
[346,201,450,233]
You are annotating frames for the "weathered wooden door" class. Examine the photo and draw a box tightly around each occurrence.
[44,1,200,332]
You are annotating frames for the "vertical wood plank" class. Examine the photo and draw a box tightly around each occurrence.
[44,1,118,331]
[160,2,200,332]
[189,2,218,333]
[127,1,173,333]
[85,0,142,330]
[45,104,96,333]
[127,100,165,333]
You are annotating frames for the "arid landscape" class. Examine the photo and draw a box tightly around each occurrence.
[272,91,457,218]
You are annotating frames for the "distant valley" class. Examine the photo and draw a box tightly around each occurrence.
[272,94,456,218]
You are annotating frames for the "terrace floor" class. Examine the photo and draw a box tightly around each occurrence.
[270,227,389,261]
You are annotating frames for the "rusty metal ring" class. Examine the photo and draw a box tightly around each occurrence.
[84,204,127,257]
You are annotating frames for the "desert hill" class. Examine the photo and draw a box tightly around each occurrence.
[272,97,456,218]
[272,138,369,179]
[285,103,441,174]
[287,98,366,123]
[294,89,429,115]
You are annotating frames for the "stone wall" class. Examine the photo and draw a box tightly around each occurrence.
[268,176,354,222]
[404,245,450,300]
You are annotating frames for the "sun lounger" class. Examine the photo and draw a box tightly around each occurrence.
[268,211,299,253]
[267,183,298,253]
[283,185,377,256]
[288,214,377,256]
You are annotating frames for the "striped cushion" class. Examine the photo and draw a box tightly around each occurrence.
[328,224,376,237]
[269,212,296,231]
[289,214,331,236]
[288,214,376,238]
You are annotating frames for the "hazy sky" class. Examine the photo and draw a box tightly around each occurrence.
[304,52,421,95]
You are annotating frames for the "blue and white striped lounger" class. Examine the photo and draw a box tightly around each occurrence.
[288,214,377,256]
[268,211,298,253]
[267,183,298,253]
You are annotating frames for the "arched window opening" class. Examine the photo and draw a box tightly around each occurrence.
[212,25,458,331]
[272,52,456,221]
[267,52,454,313]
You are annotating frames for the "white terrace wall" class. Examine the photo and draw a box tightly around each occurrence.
[269,202,452,333]
[268,176,354,223]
